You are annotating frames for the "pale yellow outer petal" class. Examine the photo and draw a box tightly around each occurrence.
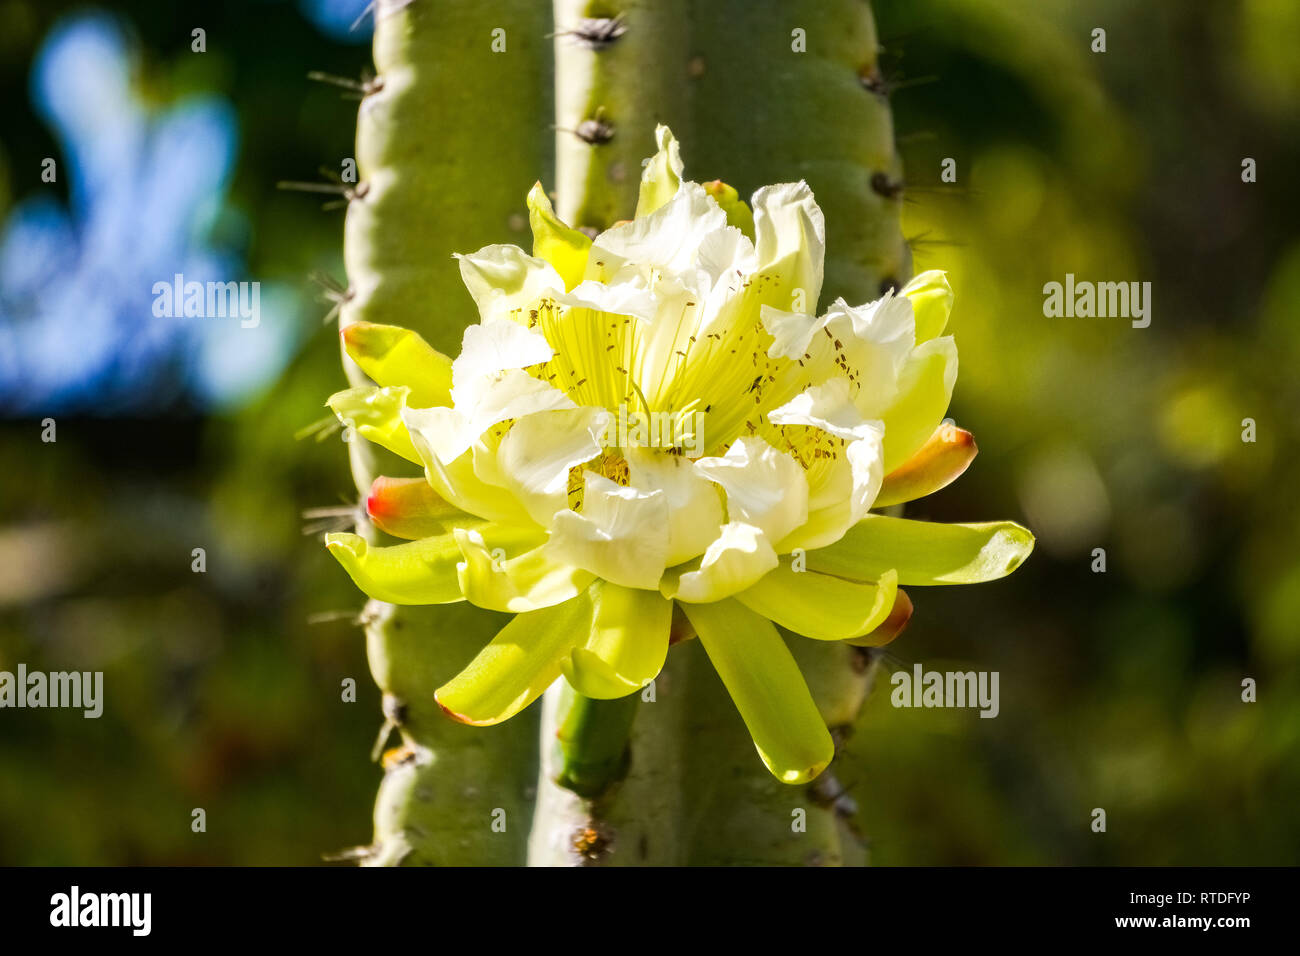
[751,180,826,311]
[454,527,594,613]
[874,336,959,473]
[563,581,671,699]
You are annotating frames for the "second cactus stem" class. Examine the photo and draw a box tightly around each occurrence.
[526,0,906,866]
[343,0,552,865]
[527,0,692,866]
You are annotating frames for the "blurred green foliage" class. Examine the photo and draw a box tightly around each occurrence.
[843,0,1300,864]
[1,0,1296,863]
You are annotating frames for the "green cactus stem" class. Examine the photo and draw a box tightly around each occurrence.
[688,0,911,305]
[522,0,695,867]
[549,681,639,798]
[527,675,689,865]
[524,0,905,868]
[363,600,539,865]
[552,0,690,231]
[341,0,552,866]
[520,0,907,867]
[675,637,878,865]
[527,638,879,866]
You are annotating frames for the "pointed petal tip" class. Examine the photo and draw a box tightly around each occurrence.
[875,421,979,507]
[364,477,391,519]
[562,647,643,700]
[939,420,977,448]
[999,524,1036,571]
[324,531,363,555]
[365,475,463,539]
[846,588,913,647]
[339,320,389,358]
[434,692,485,726]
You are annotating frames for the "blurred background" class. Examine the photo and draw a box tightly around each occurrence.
[0,0,1296,864]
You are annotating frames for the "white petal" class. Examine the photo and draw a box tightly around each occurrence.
[554,279,658,321]
[663,522,779,603]
[466,369,574,427]
[625,447,724,565]
[545,473,670,589]
[785,434,885,551]
[497,407,612,527]
[590,181,727,279]
[761,303,827,362]
[456,245,564,323]
[696,223,757,285]
[823,292,915,410]
[403,372,574,465]
[452,320,556,395]
[768,378,882,443]
[694,437,809,545]
[751,180,826,311]
[402,426,535,527]
[400,404,470,468]
[768,380,886,550]
[844,435,885,516]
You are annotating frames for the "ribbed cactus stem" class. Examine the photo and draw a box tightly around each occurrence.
[674,639,878,865]
[525,0,694,865]
[342,0,552,866]
[552,0,690,230]
[528,0,906,867]
[688,0,910,305]
[528,675,688,865]
[363,601,539,865]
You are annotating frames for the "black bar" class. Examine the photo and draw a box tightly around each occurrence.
[0,866,1283,942]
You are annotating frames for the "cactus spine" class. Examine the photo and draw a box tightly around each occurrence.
[338,0,907,865]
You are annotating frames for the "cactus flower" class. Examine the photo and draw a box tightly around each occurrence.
[325,127,1033,784]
